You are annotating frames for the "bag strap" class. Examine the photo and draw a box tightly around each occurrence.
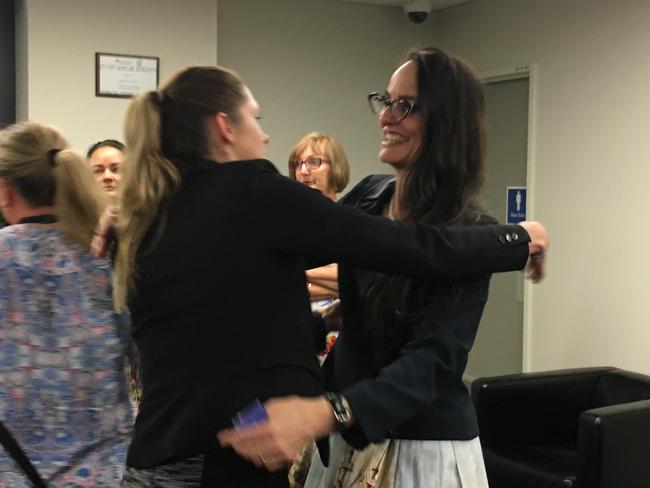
[0,419,47,487]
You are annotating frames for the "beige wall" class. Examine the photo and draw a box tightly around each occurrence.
[436,0,650,374]
[15,1,28,121]
[17,0,217,150]
[18,0,648,375]
[217,0,437,184]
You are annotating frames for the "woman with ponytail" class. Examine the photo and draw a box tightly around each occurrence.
[113,65,546,487]
[0,122,133,486]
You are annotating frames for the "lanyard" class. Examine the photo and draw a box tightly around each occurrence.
[18,214,57,224]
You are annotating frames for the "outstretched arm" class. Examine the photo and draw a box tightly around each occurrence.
[256,169,542,281]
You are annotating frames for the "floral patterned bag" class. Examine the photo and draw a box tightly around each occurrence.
[332,440,395,488]
[290,437,396,488]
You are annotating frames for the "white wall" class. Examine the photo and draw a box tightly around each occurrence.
[17,0,217,150]
[436,0,650,374]
[18,0,647,375]
[217,0,437,184]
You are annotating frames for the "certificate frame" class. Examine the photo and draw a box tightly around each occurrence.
[95,52,160,98]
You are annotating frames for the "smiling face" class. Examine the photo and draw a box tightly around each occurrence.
[89,146,124,195]
[378,60,424,171]
[293,144,335,200]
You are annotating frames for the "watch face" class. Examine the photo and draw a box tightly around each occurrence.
[337,408,351,424]
[326,392,351,426]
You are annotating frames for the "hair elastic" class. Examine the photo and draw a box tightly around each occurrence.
[47,149,61,167]
[151,90,165,108]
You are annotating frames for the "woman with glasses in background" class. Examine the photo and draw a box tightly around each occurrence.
[219,47,544,488]
[286,133,350,485]
[288,132,349,204]
[288,133,349,357]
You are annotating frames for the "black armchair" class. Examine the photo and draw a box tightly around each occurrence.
[471,367,650,488]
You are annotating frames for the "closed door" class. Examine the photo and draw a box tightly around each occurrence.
[466,76,529,379]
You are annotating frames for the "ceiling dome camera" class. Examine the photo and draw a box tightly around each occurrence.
[404,0,433,24]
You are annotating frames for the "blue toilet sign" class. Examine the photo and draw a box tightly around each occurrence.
[506,187,526,224]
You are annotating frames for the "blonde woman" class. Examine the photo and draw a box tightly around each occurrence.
[288,132,349,202]
[286,132,350,483]
[288,132,349,336]
[0,123,132,487]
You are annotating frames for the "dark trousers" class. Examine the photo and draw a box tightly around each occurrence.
[121,451,290,488]
[201,448,290,487]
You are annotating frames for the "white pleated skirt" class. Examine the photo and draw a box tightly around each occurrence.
[304,433,489,488]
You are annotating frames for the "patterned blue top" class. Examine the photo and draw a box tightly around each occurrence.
[0,225,133,487]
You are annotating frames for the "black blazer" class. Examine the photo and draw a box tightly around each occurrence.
[126,160,529,484]
[328,175,511,449]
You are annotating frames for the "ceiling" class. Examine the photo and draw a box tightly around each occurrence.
[339,0,470,10]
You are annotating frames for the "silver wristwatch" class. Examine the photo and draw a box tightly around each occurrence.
[325,392,352,429]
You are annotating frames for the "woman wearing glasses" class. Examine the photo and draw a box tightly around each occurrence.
[289,132,349,204]
[220,48,532,487]
[286,132,351,483]
[288,132,349,309]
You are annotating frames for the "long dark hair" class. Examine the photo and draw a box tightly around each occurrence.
[361,47,487,372]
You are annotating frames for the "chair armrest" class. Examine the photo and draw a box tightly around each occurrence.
[577,399,650,488]
[472,367,614,445]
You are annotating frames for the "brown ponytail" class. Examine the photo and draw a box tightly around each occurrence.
[114,65,246,311]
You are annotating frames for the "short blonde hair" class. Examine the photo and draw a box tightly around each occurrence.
[0,122,104,248]
[288,132,350,194]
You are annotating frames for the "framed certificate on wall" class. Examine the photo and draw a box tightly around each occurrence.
[96,52,159,98]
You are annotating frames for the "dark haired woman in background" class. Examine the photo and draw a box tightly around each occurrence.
[87,139,125,199]
[219,48,544,488]
[87,138,142,410]
[112,64,546,487]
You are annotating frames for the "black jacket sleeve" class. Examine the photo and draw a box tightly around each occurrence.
[252,162,529,280]
[341,278,489,444]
